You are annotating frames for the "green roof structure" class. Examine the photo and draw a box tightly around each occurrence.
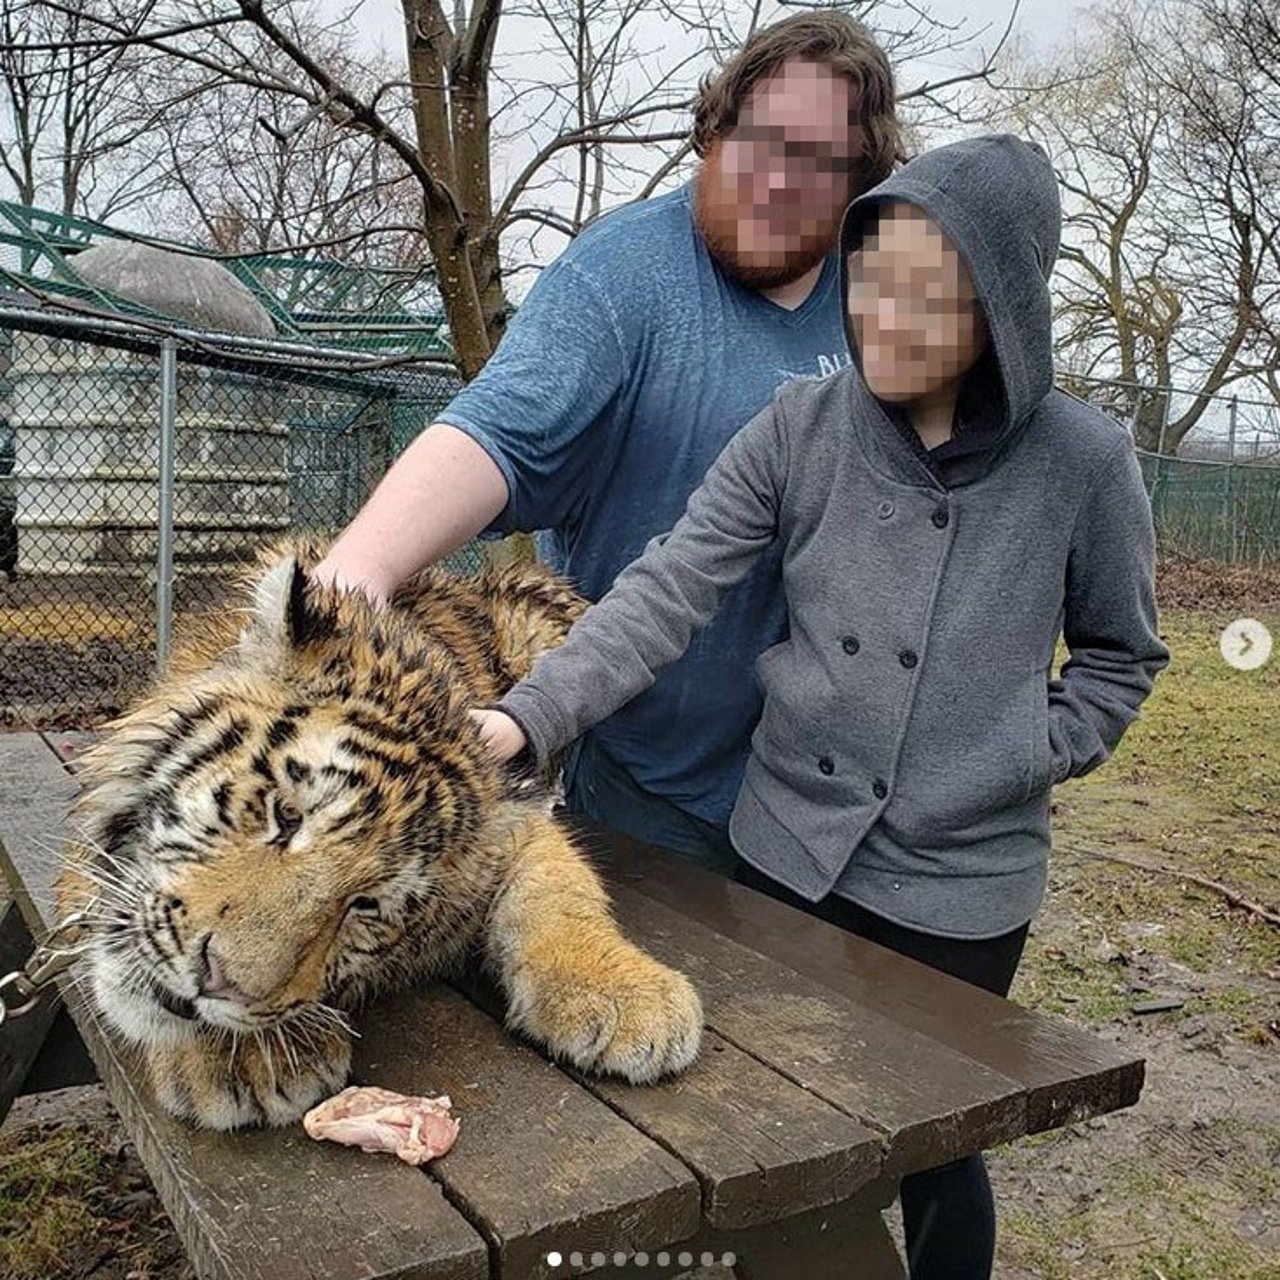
[0,200,452,357]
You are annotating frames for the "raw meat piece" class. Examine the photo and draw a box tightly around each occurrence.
[303,1085,460,1165]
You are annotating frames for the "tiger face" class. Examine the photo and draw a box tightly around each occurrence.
[68,554,510,1050]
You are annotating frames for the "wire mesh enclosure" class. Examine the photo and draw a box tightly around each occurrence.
[1138,453,1280,565]
[3,303,1278,728]
[1068,374,1280,565]
[0,308,467,727]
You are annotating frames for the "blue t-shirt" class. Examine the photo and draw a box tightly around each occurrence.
[437,183,850,826]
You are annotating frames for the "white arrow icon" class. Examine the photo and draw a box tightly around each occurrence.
[1219,618,1272,671]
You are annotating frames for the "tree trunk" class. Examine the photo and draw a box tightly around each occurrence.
[401,0,497,382]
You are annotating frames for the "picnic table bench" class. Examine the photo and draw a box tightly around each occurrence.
[1,729,1146,1279]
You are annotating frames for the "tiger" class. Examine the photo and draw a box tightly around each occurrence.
[55,540,704,1131]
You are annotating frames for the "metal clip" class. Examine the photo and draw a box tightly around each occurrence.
[0,970,41,1025]
[0,898,98,1027]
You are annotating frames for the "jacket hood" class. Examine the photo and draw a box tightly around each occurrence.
[837,133,1062,485]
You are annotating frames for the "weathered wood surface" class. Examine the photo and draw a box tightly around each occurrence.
[451,965,885,1233]
[355,982,701,1280]
[602,880,1027,1178]
[40,728,100,768]
[1,731,1149,1280]
[0,900,65,1124]
[583,822,1146,1134]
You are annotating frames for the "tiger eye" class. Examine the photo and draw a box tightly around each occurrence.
[271,796,304,844]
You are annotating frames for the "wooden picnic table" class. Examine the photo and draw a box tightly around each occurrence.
[1,729,1146,1280]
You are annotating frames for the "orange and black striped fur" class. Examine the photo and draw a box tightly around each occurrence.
[56,541,703,1130]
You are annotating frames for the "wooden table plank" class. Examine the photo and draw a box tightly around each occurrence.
[452,968,885,1233]
[39,729,100,770]
[57,977,489,1280]
[0,899,63,1124]
[0,733,80,923]
[588,825,1146,1133]
[0,733,490,1280]
[355,983,702,1279]
[601,880,1032,1178]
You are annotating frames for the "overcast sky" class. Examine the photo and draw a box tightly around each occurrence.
[326,0,1090,280]
[340,0,1087,68]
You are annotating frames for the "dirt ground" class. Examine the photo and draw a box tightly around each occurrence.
[2,552,1277,1279]
[990,830,1280,1278]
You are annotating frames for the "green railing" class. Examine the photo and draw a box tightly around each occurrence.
[1139,450,1280,564]
[0,201,450,357]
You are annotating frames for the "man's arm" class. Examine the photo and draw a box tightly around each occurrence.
[315,254,630,602]
[312,424,508,602]
[1048,435,1172,783]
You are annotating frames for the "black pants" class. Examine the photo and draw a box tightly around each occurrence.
[733,859,1030,1280]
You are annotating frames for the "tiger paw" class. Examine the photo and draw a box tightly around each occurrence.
[148,1022,352,1130]
[506,946,703,1085]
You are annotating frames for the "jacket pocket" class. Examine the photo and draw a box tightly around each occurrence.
[1025,678,1054,801]
[752,687,838,808]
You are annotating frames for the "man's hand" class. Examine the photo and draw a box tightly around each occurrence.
[468,709,528,763]
[310,556,391,607]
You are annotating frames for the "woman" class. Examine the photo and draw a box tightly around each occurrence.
[471,134,1170,1278]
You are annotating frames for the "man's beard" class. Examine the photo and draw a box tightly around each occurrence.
[691,150,842,291]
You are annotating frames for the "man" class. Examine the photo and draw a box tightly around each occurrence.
[314,10,902,870]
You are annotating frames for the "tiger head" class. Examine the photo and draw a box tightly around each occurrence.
[64,552,510,1049]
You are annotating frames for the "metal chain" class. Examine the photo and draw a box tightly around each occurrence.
[0,899,98,1028]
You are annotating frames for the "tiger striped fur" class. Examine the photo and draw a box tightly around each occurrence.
[55,541,704,1130]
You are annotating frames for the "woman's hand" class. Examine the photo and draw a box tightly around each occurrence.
[468,709,528,763]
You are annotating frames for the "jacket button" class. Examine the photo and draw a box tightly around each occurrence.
[899,649,918,669]
[873,778,888,799]
[877,500,895,519]
[818,756,835,775]
[841,635,860,655]
[931,508,949,528]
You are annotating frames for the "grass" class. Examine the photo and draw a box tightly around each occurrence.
[1002,1209,1280,1280]
[0,1126,110,1280]
[0,1120,187,1280]
[1065,604,1279,821]
[1001,1164,1280,1280]
[996,603,1280,1278]
[998,1114,1280,1278]
[1025,606,1280,1018]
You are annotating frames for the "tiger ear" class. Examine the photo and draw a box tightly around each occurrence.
[239,556,336,661]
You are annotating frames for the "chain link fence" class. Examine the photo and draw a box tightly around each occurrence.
[5,307,1280,727]
[1,307,468,728]
[1136,453,1280,565]
[1067,373,1280,565]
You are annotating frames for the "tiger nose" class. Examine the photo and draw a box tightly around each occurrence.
[196,935,251,1004]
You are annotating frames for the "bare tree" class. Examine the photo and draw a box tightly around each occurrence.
[150,28,426,269]
[0,0,169,218]
[1180,0,1280,416]
[988,0,1279,453]
[7,0,1016,380]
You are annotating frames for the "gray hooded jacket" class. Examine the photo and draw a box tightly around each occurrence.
[497,134,1171,939]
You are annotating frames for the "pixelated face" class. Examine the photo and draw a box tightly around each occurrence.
[846,202,987,403]
[694,59,863,289]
